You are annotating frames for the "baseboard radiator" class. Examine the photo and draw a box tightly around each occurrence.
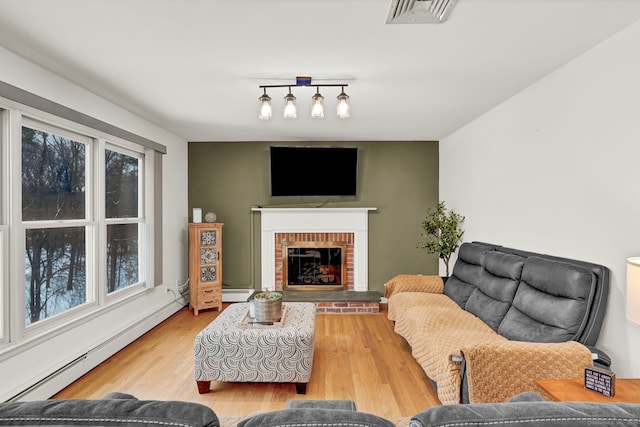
[7,301,181,402]
[222,288,254,302]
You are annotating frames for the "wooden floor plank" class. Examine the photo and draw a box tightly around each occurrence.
[53,304,440,419]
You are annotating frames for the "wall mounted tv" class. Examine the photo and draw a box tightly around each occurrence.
[269,146,359,197]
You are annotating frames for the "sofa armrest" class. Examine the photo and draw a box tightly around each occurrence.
[0,396,219,427]
[383,274,444,298]
[586,345,612,368]
[461,340,593,403]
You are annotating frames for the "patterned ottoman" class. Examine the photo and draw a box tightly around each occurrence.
[194,302,316,394]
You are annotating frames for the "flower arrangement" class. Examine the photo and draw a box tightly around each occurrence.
[254,290,282,300]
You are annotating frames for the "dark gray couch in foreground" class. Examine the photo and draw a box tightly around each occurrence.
[3,393,640,427]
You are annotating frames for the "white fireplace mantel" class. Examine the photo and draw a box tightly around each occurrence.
[252,207,377,291]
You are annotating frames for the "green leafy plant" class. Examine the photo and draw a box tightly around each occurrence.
[418,201,465,277]
[254,291,282,300]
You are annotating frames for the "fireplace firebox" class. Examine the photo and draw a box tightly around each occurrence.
[282,241,347,291]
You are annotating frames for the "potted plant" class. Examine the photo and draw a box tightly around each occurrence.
[418,201,465,277]
[251,289,283,322]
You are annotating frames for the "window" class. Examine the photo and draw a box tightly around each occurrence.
[0,81,164,352]
[105,147,142,294]
[22,122,90,325]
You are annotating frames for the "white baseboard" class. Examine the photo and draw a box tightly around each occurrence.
[222,288,254,302]
[11,302,182,402]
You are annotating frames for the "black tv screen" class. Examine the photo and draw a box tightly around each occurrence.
[270,146,359,197]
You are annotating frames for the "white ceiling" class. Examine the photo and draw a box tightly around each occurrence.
[1,0,640,142]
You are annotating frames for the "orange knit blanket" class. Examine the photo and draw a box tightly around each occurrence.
[386,274,594,404]
[384,274,444,298]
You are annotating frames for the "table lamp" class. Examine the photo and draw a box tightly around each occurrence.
[626,257,640,324]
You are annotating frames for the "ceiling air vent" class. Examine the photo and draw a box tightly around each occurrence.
[386,0,458,24]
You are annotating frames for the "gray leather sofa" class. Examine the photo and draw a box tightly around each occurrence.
[385,241,611,403]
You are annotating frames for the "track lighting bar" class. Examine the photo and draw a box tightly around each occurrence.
[258,77,350,120]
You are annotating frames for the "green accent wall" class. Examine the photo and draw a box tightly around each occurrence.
[188,141,439,294]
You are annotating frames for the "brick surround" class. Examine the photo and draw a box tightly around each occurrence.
[275,232,355,291]
[273,232,378,313]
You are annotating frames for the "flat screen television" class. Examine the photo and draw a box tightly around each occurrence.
[269,146,359,197]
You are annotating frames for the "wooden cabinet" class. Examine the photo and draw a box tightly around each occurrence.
[189,223,223,315]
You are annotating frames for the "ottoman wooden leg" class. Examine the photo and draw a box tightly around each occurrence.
[197,381,211,394]
[295,382,307,394]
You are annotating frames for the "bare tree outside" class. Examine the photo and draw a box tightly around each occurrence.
[22,128,142,324]
[105,149,140,293]
[22,126,87,324]
[19,119,145,326]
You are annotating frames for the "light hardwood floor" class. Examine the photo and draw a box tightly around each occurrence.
[53,304,440,419]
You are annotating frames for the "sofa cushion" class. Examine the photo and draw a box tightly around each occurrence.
[444,242,496,308]
[393,303,505,404]
[498,256,596,342]
[0,398,218,426]
[387,291,459,322]
[464,251,524,330]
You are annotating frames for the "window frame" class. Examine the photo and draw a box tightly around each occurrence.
[0,107,8,345]
[0,94,159,352]
[20,116,96,335]
[103,142,146,302]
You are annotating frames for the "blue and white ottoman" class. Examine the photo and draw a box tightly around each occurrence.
[194,302,316,394]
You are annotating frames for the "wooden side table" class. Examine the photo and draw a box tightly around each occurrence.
[535,378,640,403]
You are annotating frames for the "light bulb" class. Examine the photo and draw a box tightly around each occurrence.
[258,92,272,120]
[311,92,324,118]
[337,90,350,118]
[284,91,297,119]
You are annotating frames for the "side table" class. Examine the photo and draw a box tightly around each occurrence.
[535,378,640,403]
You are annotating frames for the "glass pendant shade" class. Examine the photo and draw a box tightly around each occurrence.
[311,92,325,118]
[283,90,297,119]
[336,90,350,118]
[258,92,272,120]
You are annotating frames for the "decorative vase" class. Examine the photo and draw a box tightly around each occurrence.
[204,211,217,223]
[252,291,283,322]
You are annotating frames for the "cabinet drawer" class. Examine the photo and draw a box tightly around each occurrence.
[197,287,221,307]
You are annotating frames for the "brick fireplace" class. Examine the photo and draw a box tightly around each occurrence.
[253,207,378,312]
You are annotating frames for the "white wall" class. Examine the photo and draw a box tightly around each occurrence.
[0,47,190,401]
[440,20,640,377]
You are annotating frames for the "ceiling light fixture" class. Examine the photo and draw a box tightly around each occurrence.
[258,77,350,120]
